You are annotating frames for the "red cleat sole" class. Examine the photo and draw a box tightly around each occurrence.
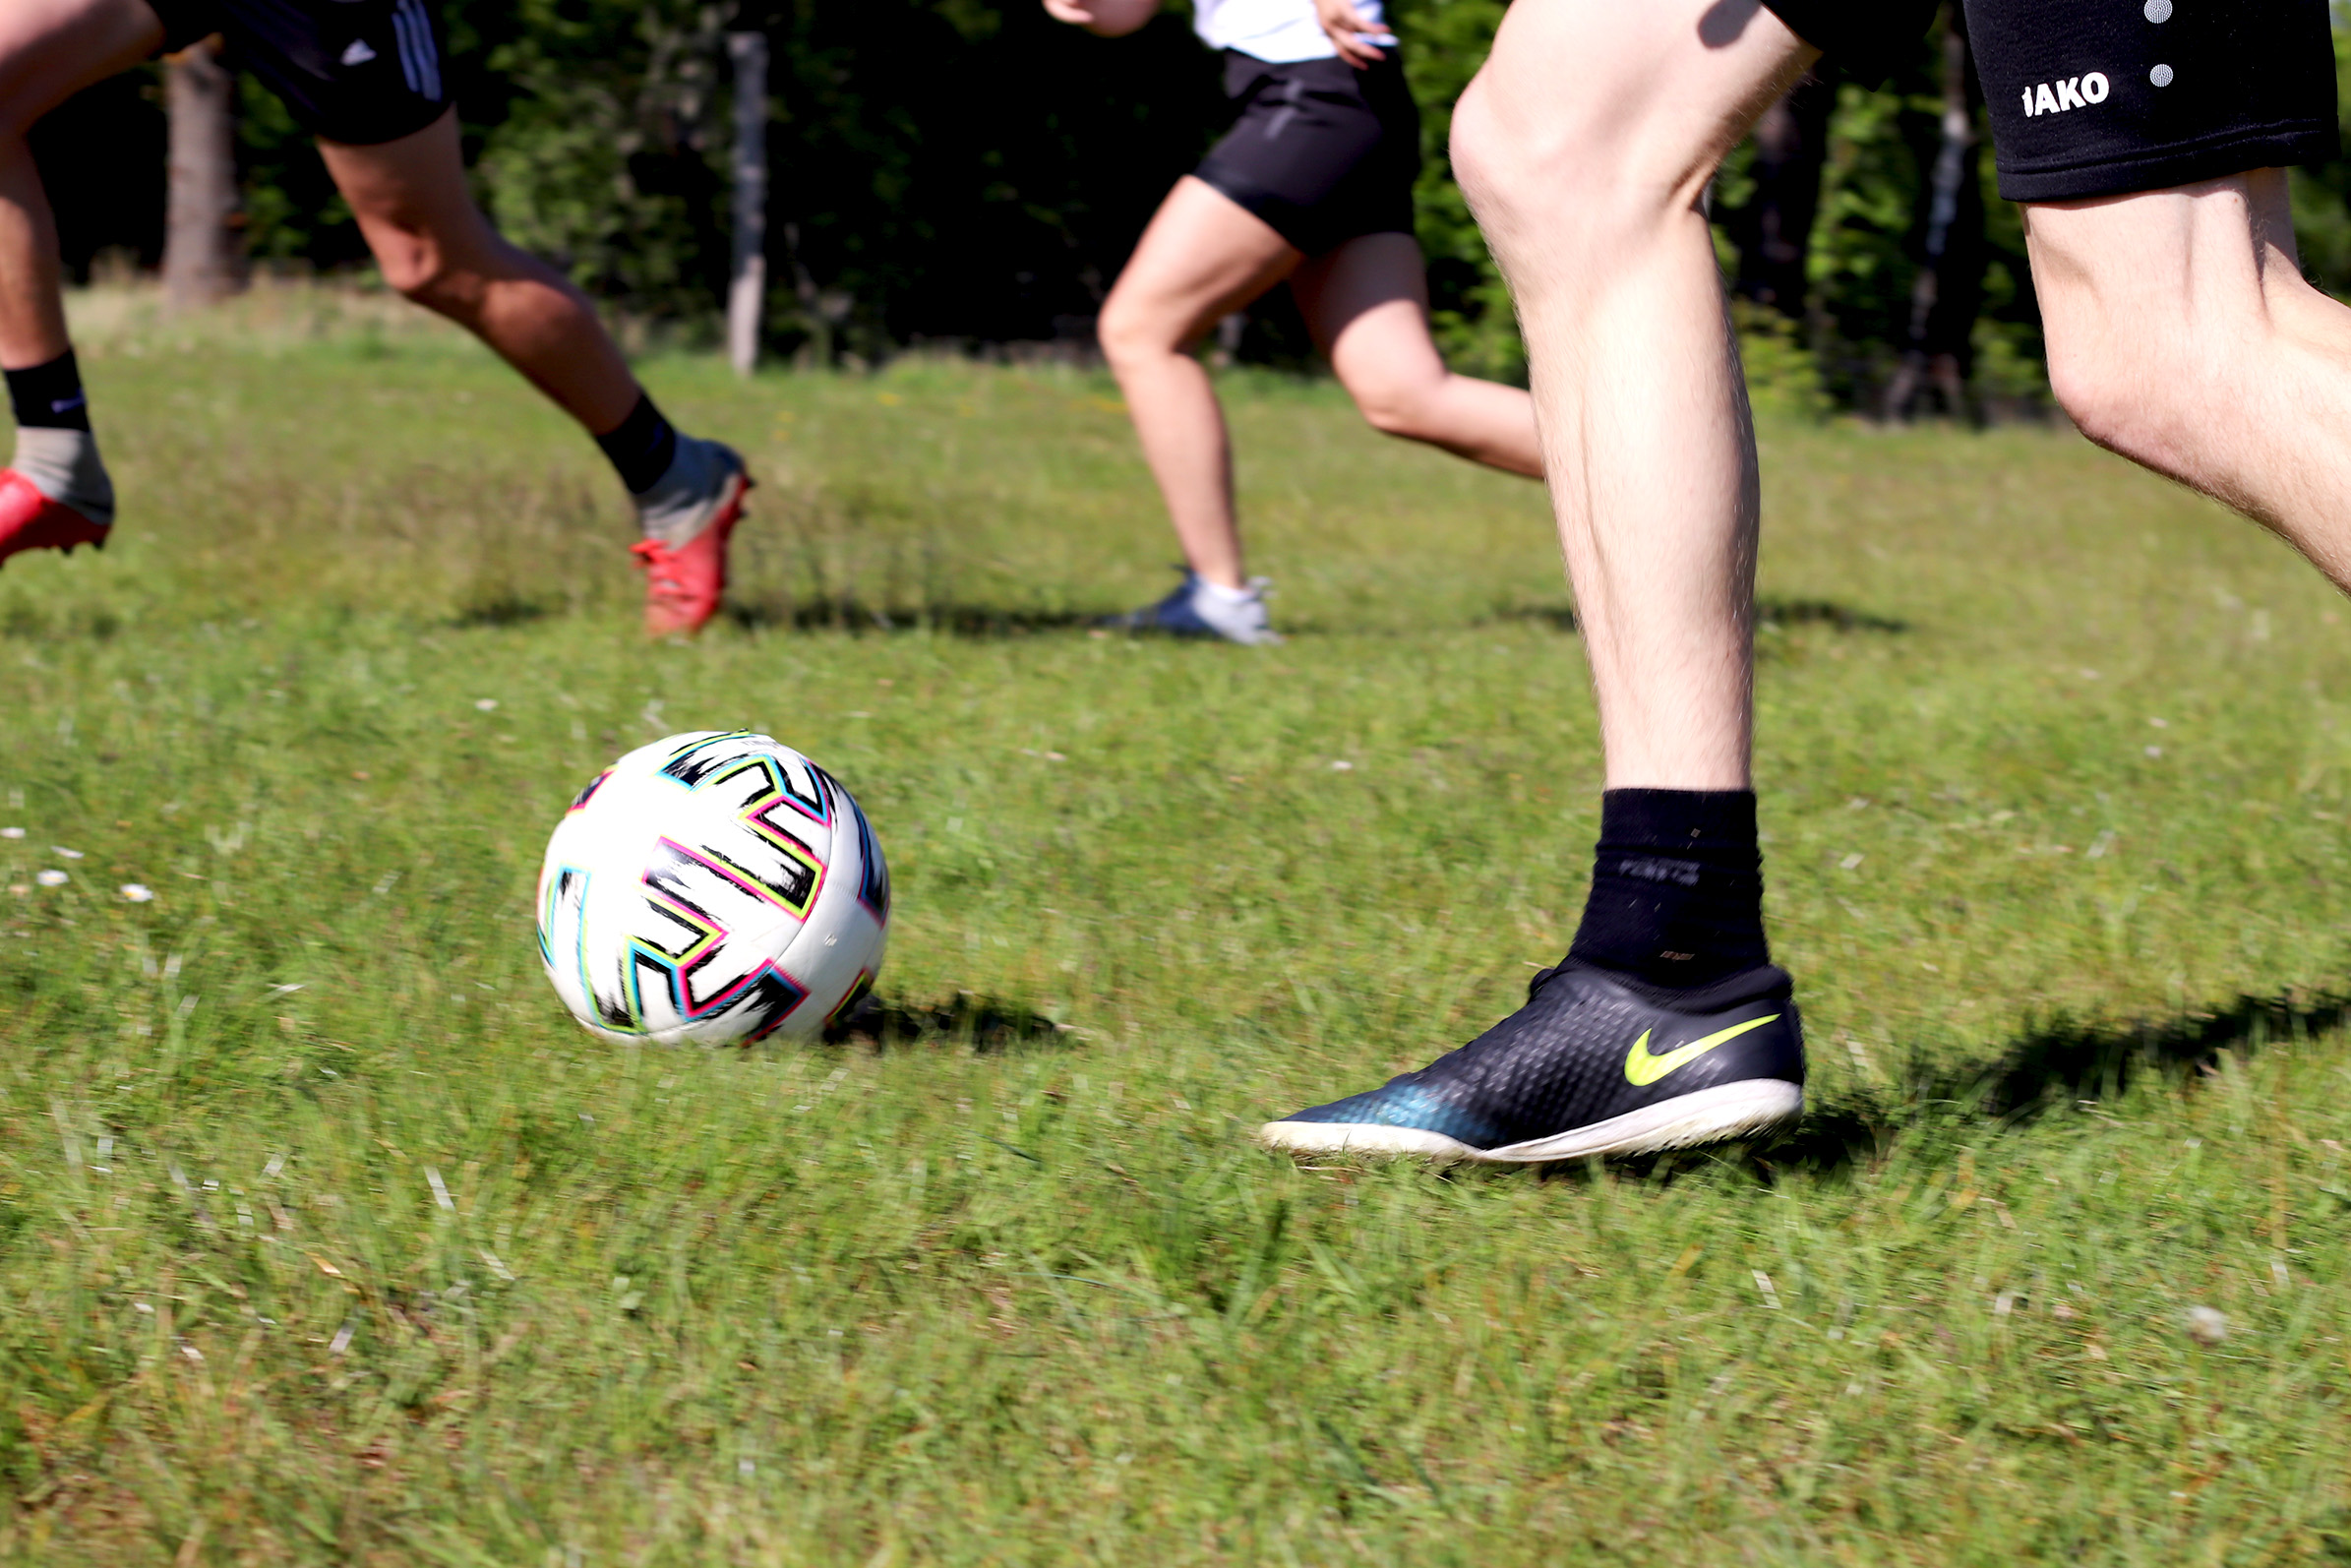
[0,468,109,569]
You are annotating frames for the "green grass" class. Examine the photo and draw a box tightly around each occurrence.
[3,281,2350,1564]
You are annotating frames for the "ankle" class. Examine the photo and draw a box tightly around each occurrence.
[1565,788,1768,990]
[1194,573,1255,602]
[634,435,737,546]
[596,392,679,496]
[11,427,114,526]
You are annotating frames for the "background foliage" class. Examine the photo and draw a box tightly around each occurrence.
[29,1,2351,398]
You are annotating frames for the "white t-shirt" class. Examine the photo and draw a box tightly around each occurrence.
[1190,0,1396,65]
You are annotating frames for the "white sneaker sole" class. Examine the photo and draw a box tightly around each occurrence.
[1259,1078,1804,1164]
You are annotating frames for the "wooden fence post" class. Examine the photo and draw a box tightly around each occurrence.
[162,33,243,311]
[725,30,769,378]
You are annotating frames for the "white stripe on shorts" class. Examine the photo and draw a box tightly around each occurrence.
[391,0,442,102]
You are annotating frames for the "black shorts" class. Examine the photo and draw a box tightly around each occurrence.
[145,0,452,146]
[1192,52,1421,257]
[1763,0,2337,202]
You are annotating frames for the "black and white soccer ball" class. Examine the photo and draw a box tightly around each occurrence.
[536,731,889,1045]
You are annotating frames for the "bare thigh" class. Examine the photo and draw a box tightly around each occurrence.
[1289,232,1444,390]
[1099,175,1299,353]
[2021,169,2351,577]
[0,0,163,136]
[2023,170,2310,390]
[316,108,502,284]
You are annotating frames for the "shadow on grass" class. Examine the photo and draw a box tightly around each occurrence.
[1766,985,2350,1177]
[1493,599,1909,637]
[1493,984,2351,1186]
[2,604,123,640]
[451,594,555,630]
[726,597,1102,637]
[825,990,1071,1053]
[1757,598,1910,634]
[1942,987,2346,1118]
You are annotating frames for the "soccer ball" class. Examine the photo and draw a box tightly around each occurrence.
[536,731,889,1045]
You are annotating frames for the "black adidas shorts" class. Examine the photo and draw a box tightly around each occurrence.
[145,0,451,147]
[1193,52,1421,257]
[1763,0,2337,202]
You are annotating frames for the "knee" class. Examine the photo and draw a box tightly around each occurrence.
[1450,76,1554,228]
[1350,376,1441,442]
[2043,324,2203,470]
[2043,337,2135,453]
[362,211,505,318]
[1095,291,1179,372]
[1452,72,1690,242]
[370,230,463,310]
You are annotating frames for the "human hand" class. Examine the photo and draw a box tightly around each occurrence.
[1041,0,1161,36]
[1314,0,1390,66]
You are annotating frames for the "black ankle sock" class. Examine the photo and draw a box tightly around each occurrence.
[1566,789,1770,990]
[594,392,679,495]
[7,351,91,433]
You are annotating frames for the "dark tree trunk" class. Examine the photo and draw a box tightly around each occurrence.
[725,30,769,377]
[1884,5,1988,422]
[1731,66,1838,320]
[162,33,242,311]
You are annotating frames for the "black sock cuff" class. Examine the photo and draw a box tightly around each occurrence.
[7,351,91,433]
[595,392,679,496]
[1570,788,1769,989]
[1597,788,1758,854]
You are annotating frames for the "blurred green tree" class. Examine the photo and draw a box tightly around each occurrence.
[28,0,2351,403]
[1391,0,1519,382]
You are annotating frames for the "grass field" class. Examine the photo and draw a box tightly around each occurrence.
[3,283,2350,1564]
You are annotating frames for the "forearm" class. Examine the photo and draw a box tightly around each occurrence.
[1040,0,1161,38]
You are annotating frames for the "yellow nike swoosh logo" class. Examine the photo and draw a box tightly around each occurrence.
[1623,1014,1780,1087]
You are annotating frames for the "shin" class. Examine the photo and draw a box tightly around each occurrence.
[1096,176,1296,590]
[0,0,163,369]
[1452,0,1810,789]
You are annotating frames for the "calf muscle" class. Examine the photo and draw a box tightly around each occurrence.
[1457,0,1808,789]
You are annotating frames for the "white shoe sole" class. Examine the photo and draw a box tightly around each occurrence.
[1259,1078,1804,1164]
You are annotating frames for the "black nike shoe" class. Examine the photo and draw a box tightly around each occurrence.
[1261,961,1804,1162]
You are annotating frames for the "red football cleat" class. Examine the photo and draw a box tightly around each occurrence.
[631,463,752,638]
[0,468,108,568]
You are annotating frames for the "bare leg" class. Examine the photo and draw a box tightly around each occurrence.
[319,109,640,436]
[1096,175,1297,590]
[1290,231,1542,477]
[0,0,161,368]
[1452,0,1811,789]
[2028,170,2351,590]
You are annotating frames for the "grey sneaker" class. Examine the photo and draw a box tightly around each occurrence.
[1103,569,1281,646]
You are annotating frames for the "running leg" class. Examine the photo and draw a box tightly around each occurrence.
[0,0,157,365]
[1259,0,1818,1162]
[323,108,749,634]
[1095,174,1298,592]
[319,108,639,434]
[0,0,156,559]
[1290,231,1541,477]
[1451,0,1811,789]
[2027,170,2351,591]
